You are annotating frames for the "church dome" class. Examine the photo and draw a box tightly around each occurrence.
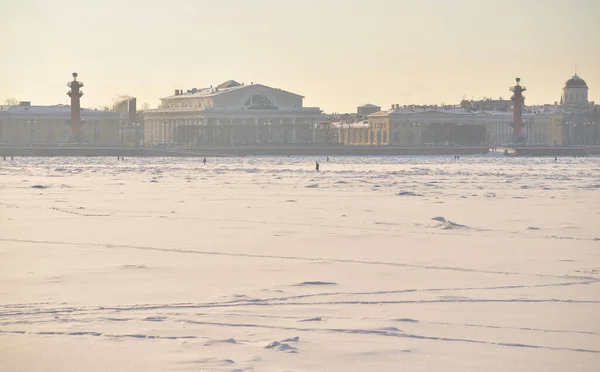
[565,74,588,88]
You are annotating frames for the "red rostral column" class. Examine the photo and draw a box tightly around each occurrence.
[67,72,84,141]
[510,77,526,138]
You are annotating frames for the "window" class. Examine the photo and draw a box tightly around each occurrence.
[252,95,272,107]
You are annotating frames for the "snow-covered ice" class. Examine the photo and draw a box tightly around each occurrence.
[0,155,599,371]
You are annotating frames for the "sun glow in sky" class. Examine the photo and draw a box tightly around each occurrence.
[1,0,598,112]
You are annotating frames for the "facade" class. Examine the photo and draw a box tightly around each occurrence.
[0,102,120,145]
[143,80,322,147]
[369,107,492,146]
[333,107,562,147]
[335,121,371,145]
[560,106,599,145]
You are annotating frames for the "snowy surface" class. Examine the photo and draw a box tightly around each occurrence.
[1,155,599,371]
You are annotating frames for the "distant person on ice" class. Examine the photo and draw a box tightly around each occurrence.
[203,158,206,165]
[315,162,320,171]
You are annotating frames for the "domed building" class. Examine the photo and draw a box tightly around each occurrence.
[562,73,589,107]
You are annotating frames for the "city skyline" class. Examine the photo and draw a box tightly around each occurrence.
[1,0,599,112]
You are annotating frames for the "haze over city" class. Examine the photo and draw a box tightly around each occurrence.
[2,2,600,372]
[1,0,599,112]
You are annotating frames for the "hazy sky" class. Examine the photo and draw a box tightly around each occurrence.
[1,0,599,112]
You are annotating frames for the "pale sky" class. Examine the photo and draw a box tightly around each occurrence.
[1,0,599,112]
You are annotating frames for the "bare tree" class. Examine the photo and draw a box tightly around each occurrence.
[4,97,19,106]
[320,122,337,144]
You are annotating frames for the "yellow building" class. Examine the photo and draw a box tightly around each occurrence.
[548,114,564,145]
[334,118,391,145]
[334,121,370,145]
[0,102,120,145]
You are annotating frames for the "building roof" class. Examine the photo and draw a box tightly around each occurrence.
[163,81,304,100]
[332,120,370,129]
[371,106,551,118]
[374,107,479,116]
[217,80,242,89]
[358,104,381,108]
[0,104,118,117]
[565,74,588,88]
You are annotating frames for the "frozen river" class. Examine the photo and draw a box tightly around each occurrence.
[1,155,599,371]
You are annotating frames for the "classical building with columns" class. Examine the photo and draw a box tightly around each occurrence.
[0,101,120,146]
[334,106,564,147]
[143,80,322,147]
[558,73,599,145]
[334,73,599,147]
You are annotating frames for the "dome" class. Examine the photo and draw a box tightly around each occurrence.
[565,74,588,88]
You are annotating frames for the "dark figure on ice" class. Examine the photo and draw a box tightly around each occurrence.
[555,157,557,162]
[315,162,320,171]
[11,156,14,161]
[2,156,5,161]
[326,156,330,162]
[203,158,206,165]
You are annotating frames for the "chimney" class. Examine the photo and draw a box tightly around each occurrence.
[128,98,137,123]
[174,89,179,96]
